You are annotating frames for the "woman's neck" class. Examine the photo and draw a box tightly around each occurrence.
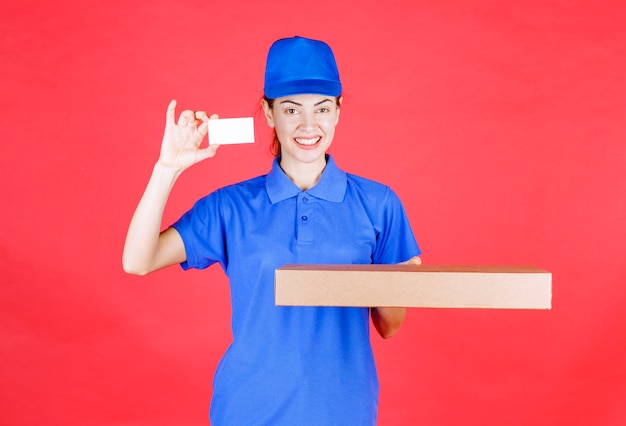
[279,155,327,191]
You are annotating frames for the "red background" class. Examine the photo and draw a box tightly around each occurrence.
[1,1,625,425]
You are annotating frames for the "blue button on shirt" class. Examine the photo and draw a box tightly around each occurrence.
[173,155,420,425]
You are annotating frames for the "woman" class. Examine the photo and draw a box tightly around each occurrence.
[123,36,421,425]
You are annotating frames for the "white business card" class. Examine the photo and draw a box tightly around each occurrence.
[208,117,255,145]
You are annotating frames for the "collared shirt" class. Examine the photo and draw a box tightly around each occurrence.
[173,155,420,425]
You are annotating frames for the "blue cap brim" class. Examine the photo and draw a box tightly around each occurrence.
[265,79,342,99]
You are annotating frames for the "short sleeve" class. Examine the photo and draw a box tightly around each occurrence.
[372,187,421,264]
[171,190,227,271]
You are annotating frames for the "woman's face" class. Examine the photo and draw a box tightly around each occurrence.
[263,94,341,168]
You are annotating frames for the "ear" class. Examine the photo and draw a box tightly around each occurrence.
[335,96,342,125]
[261,98,275,128]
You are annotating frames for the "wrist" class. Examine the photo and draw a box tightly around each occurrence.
[153,161,183,182]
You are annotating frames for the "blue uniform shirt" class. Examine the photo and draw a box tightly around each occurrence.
[173,155,420,425]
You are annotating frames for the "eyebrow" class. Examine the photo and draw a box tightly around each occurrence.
[279,98,333,107]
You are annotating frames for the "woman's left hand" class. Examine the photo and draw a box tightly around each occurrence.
[399,256,422,266]
[371,256,420,338]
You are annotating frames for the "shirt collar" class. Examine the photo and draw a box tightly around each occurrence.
[266,155,347,204]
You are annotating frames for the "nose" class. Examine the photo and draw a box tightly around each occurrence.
[300,111,316,132]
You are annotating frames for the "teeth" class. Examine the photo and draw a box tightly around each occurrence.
[295,137,320,146]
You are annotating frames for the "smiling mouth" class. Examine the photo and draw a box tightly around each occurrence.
[295,137,321,146]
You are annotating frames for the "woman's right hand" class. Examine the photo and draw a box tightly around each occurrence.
[157,99,220,172]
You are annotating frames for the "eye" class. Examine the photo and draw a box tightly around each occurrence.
[285,108,298,115]
[317,107,330,113]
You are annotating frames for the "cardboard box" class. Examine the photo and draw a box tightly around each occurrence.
[275,264,552,309]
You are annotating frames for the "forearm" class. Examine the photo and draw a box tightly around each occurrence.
[371,307,407,339]
[122,163,182,275]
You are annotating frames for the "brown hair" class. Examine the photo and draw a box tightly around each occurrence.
[263,95,342,157]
